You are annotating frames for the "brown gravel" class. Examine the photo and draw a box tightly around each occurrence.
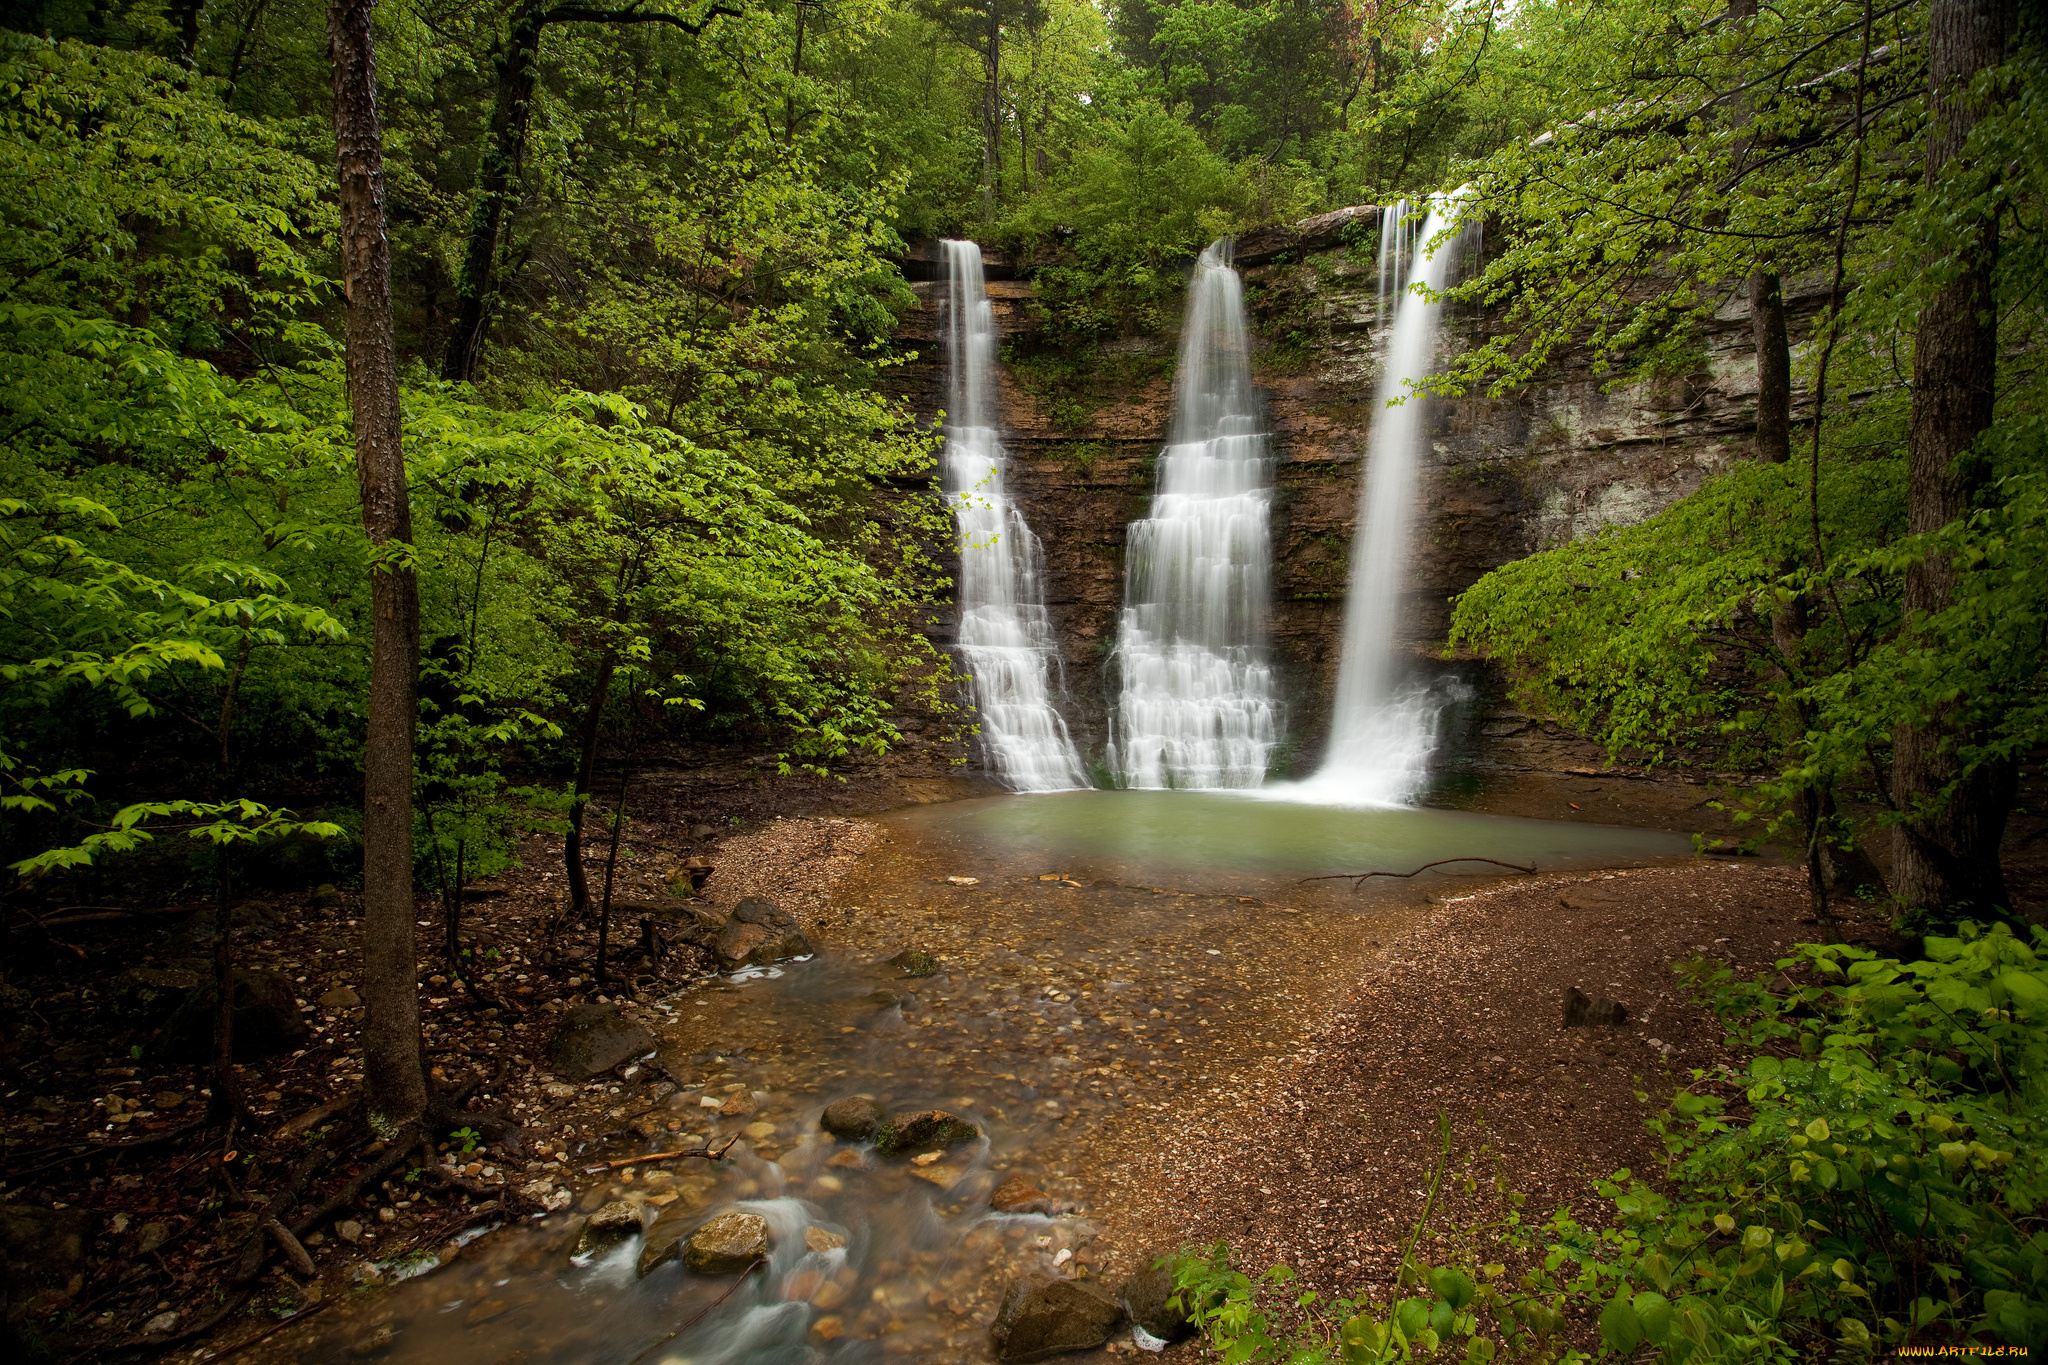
[1086,860,1901,1311]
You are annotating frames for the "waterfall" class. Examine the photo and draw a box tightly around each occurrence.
[1110,241,1279,789]
[939,240,1087,792]
[1306,195,1471,805]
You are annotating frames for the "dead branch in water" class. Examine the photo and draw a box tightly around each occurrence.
[581,1134,740,1173]
[629,1256,766,1365]
[1301,857,1537,891]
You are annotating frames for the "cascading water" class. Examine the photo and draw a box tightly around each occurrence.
[1302,194,1471,805]
[1110,241,1279,789]
[940,240,1087,792]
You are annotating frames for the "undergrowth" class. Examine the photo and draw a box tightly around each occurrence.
[1170,923,2048,1360]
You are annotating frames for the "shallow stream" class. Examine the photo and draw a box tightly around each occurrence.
[272,794,1690,1364]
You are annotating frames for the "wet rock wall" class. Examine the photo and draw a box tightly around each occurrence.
[893,217,1806,781]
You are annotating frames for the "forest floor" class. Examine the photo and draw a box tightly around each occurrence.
[0,763,1981,1363]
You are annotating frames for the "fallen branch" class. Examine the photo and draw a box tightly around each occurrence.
[628,1256,765,1365]
[581,1134,739,1173]
[1300,857,1538,890]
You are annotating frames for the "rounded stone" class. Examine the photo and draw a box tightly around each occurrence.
[683,1211,769,1274]
[819,1095,886,1141]
[874,1108,979,1158]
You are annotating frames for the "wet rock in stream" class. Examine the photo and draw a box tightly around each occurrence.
[713,896,812,970]
[547,1002,656,1079]
[819,1094,886,1140]
[889,947,939,977]
[874,1108,979,1157]
[990,1173,1057,1215]
[572,1200,642,1257]
[682,1211,770,1274]
[989,1271,1124,1361]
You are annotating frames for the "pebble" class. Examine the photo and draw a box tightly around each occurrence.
[337,1220,364,1243]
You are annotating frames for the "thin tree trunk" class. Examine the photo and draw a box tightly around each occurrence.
[563,652,616,920]
[443,0,546,382]
[330,0,427,1134]
[1891,0,2018,925]
[1748,270,1791,465]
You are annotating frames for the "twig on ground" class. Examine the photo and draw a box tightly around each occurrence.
[582,1134,739,1173]
[1300,858,1537,891]
[192,1292,340,1365]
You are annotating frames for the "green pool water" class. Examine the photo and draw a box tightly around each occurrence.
[902,788,1692,883]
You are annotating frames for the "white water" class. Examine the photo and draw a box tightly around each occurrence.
[1297,195,1470,806]
[940,241,1087,792]
[1110,241,1279,789]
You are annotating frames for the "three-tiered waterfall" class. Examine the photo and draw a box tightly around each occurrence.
[939,240,1088,791]
[1110,241,1279,789]
[1303,194,1470,804]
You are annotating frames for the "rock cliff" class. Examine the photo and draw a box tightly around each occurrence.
[897,212,1809,783]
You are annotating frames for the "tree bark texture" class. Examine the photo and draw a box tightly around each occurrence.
[330,0,428,1132]
[1891,0,2018,921]
[1748,269,1792,466]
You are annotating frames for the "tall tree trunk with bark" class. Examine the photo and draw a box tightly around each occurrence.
[1891,0,2018,924]
[330,0,428,1134]
[443,0,547,383]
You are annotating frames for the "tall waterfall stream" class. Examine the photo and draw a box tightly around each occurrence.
[1110,242,1279,790]
[940,241,1086,792]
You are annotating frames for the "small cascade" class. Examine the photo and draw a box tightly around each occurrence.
[940,240,1087,792]
[1110,240,1279,789]
[1306,194,1471,805]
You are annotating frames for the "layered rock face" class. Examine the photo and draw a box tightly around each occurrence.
[897,213,1790,780]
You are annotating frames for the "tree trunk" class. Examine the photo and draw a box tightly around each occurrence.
[563,652,616,920]
[1748,269,1791,465]
[443,0,547,382]
[330,0,428,1135]
[1891,0,2018,924]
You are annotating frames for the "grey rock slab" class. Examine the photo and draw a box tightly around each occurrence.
[547,1002,656,1079]
[989,1271,1124,1362]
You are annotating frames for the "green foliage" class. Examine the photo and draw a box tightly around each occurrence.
[1174,926,2048,1359]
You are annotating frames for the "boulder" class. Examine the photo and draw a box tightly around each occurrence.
[150,968,309,1062]
[713,897,811,970]
[573,1201,643,1257]
[875,1109,979,1158]
[989,1271,1124,1362]
[683,1211,769,1274]
[1562,986,1629,1028]
[547,1003,656,1079]
[819,1096,886,1141]
[1120,1262,1193,1344]
[990,1174,1056,1216]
